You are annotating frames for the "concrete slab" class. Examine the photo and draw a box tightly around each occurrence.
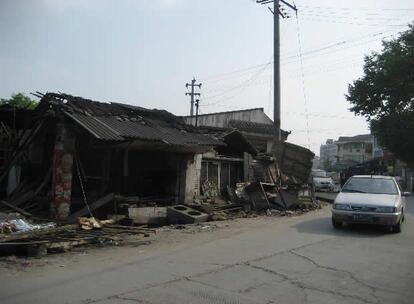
[128,207,167,225]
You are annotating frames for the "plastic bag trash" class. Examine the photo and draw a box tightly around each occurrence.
[9,219,56,233]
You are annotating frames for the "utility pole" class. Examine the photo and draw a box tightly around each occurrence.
[256,0,297,140]
[195,99,200,127]
[185,77,202,117]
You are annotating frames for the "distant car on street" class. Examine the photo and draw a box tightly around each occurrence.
[311,169,335,192]
[331,175,409,233]
[313,176,335,192]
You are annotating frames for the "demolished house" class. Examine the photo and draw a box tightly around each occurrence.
[0,93,257,222]
[184,108,314,183]
[184,108,315,209]
[0,95,320,257]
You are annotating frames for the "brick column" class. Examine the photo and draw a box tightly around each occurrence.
[50,123,74,220]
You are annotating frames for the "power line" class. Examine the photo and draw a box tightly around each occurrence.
[202,62,270,83]
[298,16,409,27]
[201,31,397,102]
[281,31,401,65]
[297,12,402,21]
[202,58,272,104]
[200,21,293,85]
[295,9,311,150]
[267,67,273,114]
[203,27,403,90]
[295,5,414,12]
[283,112,357,120]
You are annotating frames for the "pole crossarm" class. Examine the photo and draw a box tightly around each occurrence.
[257,0,297,18]
[185,77,202,117]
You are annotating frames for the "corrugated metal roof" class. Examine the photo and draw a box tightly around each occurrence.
[66,113,124,141]
[228,120,276,135]
[67,112,221,147]
[98,117,162,141]
[44,93,224,149]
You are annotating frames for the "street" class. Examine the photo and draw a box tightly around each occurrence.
[1,198,413,304]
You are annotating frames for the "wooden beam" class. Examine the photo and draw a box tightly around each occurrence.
[0,200,32,217]
[66,193,115,223]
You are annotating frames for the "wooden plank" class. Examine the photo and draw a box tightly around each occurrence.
[105,224,156,233]
[34,167,52,195]
[0,225,77,242]
[0,200,32,217]
[0,240,49,246]
[0,121,45,184]
[9,191,35,208]
[66,193,115,222]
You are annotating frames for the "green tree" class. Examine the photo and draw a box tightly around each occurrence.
[0,93,38,109]
[346,23,414,166]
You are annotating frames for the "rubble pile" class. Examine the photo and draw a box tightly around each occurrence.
[0,215,155,257]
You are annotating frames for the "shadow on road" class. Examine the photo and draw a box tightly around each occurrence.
[294,216,389,238]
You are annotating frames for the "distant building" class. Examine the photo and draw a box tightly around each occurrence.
[336,134,374,164]
[184,108,290,153]
[319,139,337,170]
[312,155,320,169]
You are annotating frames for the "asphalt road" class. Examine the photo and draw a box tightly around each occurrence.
[1,197,413,304]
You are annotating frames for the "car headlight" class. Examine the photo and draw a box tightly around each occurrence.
[333,204,351,210]
[376,206,396,213]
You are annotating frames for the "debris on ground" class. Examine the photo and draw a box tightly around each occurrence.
[0,216,156,257]
[0,218,55,234]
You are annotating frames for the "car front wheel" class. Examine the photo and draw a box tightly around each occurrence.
[392,213,403,233]
[332,217,342,229]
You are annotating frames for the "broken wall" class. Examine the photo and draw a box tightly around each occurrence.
[184,154,202,204]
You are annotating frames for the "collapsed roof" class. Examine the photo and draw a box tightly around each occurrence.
[36,93,224,152]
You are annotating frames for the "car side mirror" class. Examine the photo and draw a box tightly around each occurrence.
[402,192,411,197]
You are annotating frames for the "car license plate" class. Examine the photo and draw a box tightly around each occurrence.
[353,214,373,222]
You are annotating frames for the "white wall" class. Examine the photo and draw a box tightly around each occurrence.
[185,108,272,128]
[184,154,202,203]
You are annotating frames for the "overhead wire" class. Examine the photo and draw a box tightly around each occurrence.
[201,57,272,105]
[295,6,311,150]
[267,67,273,115]
[295,5,414,12]
[296,15,409,27]
[283,111,357,120]
[296,12,401,22]
[203,27,403,91]
[198,4,410,113]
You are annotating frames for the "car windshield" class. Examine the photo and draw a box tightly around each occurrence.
[342,177,398,195]
[312,170,327,177]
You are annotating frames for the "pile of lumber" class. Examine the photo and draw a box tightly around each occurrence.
[0,222,156,257]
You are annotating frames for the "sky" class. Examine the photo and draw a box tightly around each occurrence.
[0,0,413,155]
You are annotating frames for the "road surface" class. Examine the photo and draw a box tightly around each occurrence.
[1,197,413,304]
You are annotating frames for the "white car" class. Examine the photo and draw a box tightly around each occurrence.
[313,176,335,192]
[331,175,409,233]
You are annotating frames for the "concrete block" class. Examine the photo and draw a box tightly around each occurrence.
[167,205,209,224]
[128,207,167,225]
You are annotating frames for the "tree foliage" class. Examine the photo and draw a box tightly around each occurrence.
[0,93,38,109]
[346,23,414,165]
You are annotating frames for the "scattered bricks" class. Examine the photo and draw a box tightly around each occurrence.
[167,205,209,224]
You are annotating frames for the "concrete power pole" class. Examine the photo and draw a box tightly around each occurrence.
[185,77,202,117]
[256,0,297,140]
